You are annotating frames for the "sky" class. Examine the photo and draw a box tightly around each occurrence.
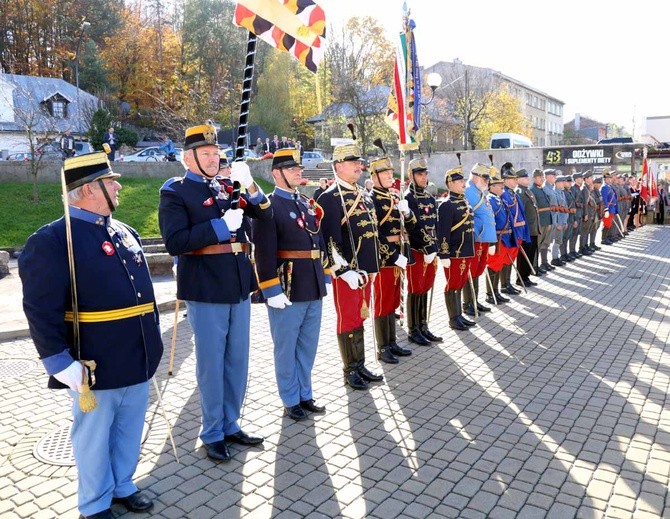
[322,0,669,138]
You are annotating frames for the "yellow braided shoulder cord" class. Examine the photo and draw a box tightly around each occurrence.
[79,360,97,412]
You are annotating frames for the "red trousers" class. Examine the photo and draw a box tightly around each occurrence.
[470,242,490,278]
[373,266,401,318]
[407,249,437,295]
[443,257,473,291]
[333,276,371,334]
[487,241,518,272]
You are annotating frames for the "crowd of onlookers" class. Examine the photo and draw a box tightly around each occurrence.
[253,135,303,158]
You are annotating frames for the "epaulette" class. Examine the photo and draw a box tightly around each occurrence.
[160,176,183,192]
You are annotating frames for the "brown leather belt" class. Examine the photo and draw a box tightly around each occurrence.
[496,230,512,235]
[538,207,552,212]
[386,235,402,243]
[186,243,250,255]
[277,249,320,259]
[513,221,526,227]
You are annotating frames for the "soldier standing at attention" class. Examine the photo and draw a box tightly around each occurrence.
[462,163,496,316]
[405,158,441,344]
[368,155,416,364]
[560,175,577,262]
[515,168,540,286]
[317,143,383,391]
[580,171,597,255]
[485,171,512,304]
[530,169,553,274]
[252,149,330,421]
[592,176,605,248]
[159,124,271,462]
[20,153,163,519]
[570,171,585,259]
[438,165,476,330]
[499,162,529,294]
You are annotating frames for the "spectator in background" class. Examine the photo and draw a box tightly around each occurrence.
[103,127,117,162]
[159,136,176,161]
[254,138,264,157]
[364,179,374,196]
[270,135,280,153]
[295,140,304,158]
[279,136,289,149]
[60,129,75,158]
[313,178,328,200]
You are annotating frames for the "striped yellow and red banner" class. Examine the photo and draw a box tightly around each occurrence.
[234,0,326,73]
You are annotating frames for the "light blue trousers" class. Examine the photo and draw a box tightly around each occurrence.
[69,381,149,516]
[186,299,250,444]
[267,299,322,407]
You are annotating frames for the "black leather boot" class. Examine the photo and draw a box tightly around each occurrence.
[375,317,398,364]
[354,327,383,382]
[387,314,411,356]
[419,293,443,342]
[456,290,476,327]
[337,332,368,390]
[445,291,467,330]
[406,293,430,345]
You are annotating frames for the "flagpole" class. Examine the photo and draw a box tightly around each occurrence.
[234,32,258,162]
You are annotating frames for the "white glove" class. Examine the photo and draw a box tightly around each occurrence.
[53,361,84,393]
[230,162,254,189]
[440,258,451,268]
[395,253,408,269]
[222,208,244,232]
[488,245,496,255]
[331,248,348,270]
[339,270,363,290]
[326,283,333,296]
[266,293,292,309]
[424,252,436,264]
[604,209,610,218]
[396,199,410,215]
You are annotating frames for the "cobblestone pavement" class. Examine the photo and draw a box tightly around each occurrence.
[1,226,669,519]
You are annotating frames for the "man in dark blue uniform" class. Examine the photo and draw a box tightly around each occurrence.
[500,162,529,294]
[317,143,382,391]
[437,165,476,330]
[485,172,512,304]
[158,124,271,462]
[252,149,330,421]
[369,156,416,363]
[20,152,163,519]
[405,158,441,345]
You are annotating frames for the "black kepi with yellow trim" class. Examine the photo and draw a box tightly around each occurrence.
[64,152,119,192]
[409,157,428,174]
[370,157,393,175]
[500,161,516,179]
[184,123,218,150]
[445,165,464,184]
[272,148,303,169]
[332,143,362,163]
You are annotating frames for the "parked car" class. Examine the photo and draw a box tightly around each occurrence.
[74,141,94,156]
[6,152,34,161]
[220,148,256,161]
[302,150,326,169]
[35,142,65,161]
[122,147,168,162]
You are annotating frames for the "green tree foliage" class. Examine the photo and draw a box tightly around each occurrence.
[474,86,530,149]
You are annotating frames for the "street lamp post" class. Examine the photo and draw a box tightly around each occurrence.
[421,73,442,155]
[75,20,91,138]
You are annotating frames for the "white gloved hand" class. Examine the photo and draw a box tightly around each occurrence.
[326,283,333,296]
[396,199,410,215]
[424,252,436,264]
[488,245,496,255]
[222,208,244,232]
[395,253,408,269]
[53,361,84,393]
[339,270,363,290]
[266,293,292,309]
[230,161,254,189]
[440,258,451,268]
[331,248,348,271]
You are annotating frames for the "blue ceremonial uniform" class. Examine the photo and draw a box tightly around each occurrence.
[158,170,271,444]
[465,183,496,244]
[252,187,330,408]
[19,207,163,516]
[601,183,618,214]
[502,186,530,245]
[489,193,514,248]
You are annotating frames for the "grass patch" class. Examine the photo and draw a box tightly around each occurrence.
[0,176,276,249]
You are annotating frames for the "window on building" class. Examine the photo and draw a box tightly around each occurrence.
[52,100,66,118]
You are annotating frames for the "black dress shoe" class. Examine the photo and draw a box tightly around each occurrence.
[463,303,477,316]
[550,258,562,267]
[112,491,153,513]
[593,245,601,250]
[225,430,264,446]
[389,342,412,356]
[407,329,430,346]
[582,249,593,255]
[449,318,468,330]
[458,315,476,327]
[502,284,520,295]
[204,440,232,461]
[358,365,383,382]
[485,294,506,305]
[79,510,113,519]
[419,326,443,342]
[344,370,368,390]
[516,278,537,287]
[494,292,510,303]
[476,302,491,312]
[378,347,399,364]
[300,399,326,414]
[284,404,308,421]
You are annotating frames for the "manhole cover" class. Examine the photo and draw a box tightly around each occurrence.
[33,422,150,466]
[0,359,37,380]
